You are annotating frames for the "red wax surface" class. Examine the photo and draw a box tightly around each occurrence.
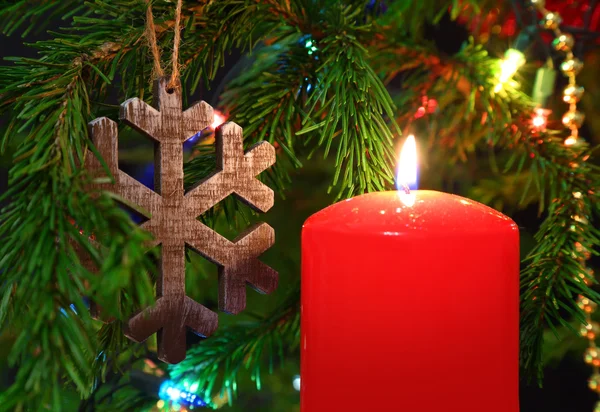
[301,191,519,412]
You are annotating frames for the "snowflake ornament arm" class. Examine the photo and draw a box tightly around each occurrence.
[86,118,161,217]
[185,122,275,215]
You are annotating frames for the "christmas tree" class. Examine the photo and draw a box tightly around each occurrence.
[0,0,599,411]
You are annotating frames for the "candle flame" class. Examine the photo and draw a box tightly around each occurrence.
[396,135,418,206]
[397,135,418,190]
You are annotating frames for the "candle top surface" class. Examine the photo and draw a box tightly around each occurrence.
[303,190,518,236]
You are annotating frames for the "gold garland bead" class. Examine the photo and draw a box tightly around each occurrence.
[552,33,574,52]
[541,12,562,30]
[561,58,584,75]
[562,111,585,128]
[531,0,545,7]
[591,374,600,394]
[585,347,600,367]
[580,322,600,340]
[578,296,598,314]
[563,85,584,104]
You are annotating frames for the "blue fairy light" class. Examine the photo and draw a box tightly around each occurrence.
[59,303,81,317]
[304,77,313,93]
[187,130,203,144]
[158,380,208,409]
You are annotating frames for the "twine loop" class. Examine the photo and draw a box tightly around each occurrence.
[145,0,183,89]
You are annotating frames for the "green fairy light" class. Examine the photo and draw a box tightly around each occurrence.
[305,38,318,55]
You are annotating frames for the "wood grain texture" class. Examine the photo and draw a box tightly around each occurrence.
[84,76,277,364]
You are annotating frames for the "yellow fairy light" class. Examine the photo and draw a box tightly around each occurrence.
[564,136,578,146]
[496,49,526,91]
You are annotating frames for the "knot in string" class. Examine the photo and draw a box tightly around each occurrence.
[145,0,183,90]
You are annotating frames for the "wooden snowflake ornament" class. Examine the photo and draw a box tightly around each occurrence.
[85,77,277,364]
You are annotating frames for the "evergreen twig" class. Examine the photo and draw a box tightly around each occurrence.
[169,285,300,407]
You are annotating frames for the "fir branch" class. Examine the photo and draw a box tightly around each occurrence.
[518,138,600,381]
[82,345,159,412]
[168,285,300,407]
[218,39,310,191]
[180,0,299,94]
[187,1,402,204]
[373,37,527,161]
[467,171,541,212]
[0,1,160,408]
[297,3,400,199]
[0,0,86,37]
[378,0,509,37]
[184,1,401,200]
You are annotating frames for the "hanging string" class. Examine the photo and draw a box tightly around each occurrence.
[145,0,165,78]
[169,0,183,89]
[145,0,183,89]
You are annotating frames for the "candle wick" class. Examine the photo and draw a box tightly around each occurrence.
[401,183,411,194]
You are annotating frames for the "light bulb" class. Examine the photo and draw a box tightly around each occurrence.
[531,108,550,132]
[495,49,526,92]
[498,49,526,84]
[293,375,301,391]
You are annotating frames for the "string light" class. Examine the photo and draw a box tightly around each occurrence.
[185,110,228,148]
[212,110,226,129]
[158,380,208,409]
[531,108,550,132]
[495,48,526,92]
[413,96,438,119]
[292,375,301,391]
[303,37,319,55]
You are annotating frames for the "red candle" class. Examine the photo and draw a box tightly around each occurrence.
[300,138,519,411]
